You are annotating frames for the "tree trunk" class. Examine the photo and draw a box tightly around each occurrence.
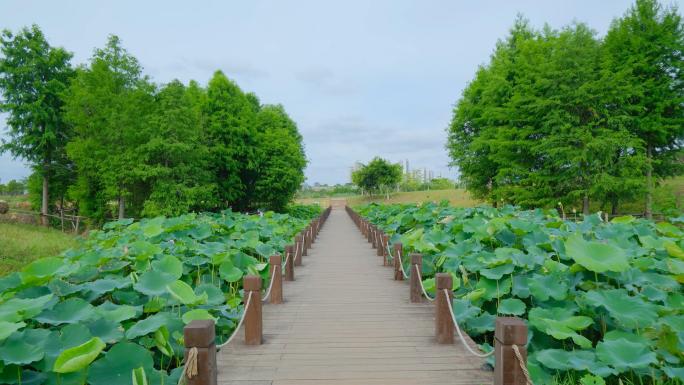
[645,144,653,220]
[582,193,590,216]
[41,173,49,226]
[611,196,619,216]
[118,194,125,219]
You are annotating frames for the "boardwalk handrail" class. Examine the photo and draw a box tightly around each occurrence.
[416,264,435,301]
[180,206,332,385]
[346,204,532,385]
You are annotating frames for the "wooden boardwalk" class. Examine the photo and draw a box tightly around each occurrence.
[217,207,492,385]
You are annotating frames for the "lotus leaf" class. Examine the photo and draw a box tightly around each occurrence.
[595,333,657,372]
[219,261,244,283]
[53,337,105,373]
[584,289,658,329]
[564,233,629,273]
[497,298,526,315]
[0,322,26,342]
[133,270,176,296]
[88,342,154,385]
[125,312,174,339]
[95,301,141,323]
[151,255,183,278]
[166,280,205,305]
[181,309,216,324]
[35,298,95,325]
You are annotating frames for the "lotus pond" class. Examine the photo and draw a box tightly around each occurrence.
[0,208,319,385]
[358,202,684,384]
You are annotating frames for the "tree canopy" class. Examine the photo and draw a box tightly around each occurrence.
[0,27,307,223]
[351,157,402,197]
[447,0,683,216]
[0,24,74,223]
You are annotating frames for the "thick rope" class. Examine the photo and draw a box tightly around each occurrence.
[415,264,435,302]
[512,344,533,385]
[216,291,253,349]
[176,347,198,385]
[281,252,291,276]
[386,245,409,279]
[261,267,278,302]
[442,289,494,358]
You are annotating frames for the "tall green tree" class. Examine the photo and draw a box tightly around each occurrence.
[0,25,74,224]
[447,17,536,206]
[204,71,257,210]
[352,157,402,198]
[64,35,154,220]
[139,80,215,216]
[603,0,684,218]
[252,104,307,211]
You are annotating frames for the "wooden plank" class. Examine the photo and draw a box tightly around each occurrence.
[217,208,492,384]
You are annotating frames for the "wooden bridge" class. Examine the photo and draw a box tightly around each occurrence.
[182,206,529,385]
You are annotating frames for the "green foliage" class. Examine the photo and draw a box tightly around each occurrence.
[252,105,307,211]
[351,157,403,197]
[0,209,310,382]
[285,204,322,220]
[0,24,75,219]
[204,71,257,210]
[448,1,683,214]
[359,202,684,383]
[3,28,306,222]
[64,35,155,220]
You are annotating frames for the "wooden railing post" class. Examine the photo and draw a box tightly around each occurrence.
[393,242,404,280]
[376,231,384,256]
[435,273,454,344]
[382,235,390,265]
[495,317,528,385]
[284,245,295,281]
[268,255,283,304]
[294,235,303,266]
[243,275,262,345]
[410,253,422,303]
[303,228,309,256]
[183,320,218,385]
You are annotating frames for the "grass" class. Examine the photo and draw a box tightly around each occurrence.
[0,194,32,210]
[296,189,478,207]
[0,222,78,275]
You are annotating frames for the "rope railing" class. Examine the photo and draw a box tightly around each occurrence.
[176,346,198,385]
[261,267,278,302]
[416,265,435,302]
[386,244,409,279]
[512,344,534,385]
[217,291,254,349]
[442,289,493,358]
[345,205,532,385]
[281,251,291,276]
[178,207,333,385]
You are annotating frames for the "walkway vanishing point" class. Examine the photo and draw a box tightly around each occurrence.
[217,206,493,385]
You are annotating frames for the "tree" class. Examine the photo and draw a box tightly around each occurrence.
[64,35,154,220]
[351,157,402,198]
[251,104,307,211]
[139,80,216,216]
[447,17,536,206]
[429,178,454,190]
[447,12,663,214]
[204,71,257,210]
[603,0,684,218]
[0,25,74,224]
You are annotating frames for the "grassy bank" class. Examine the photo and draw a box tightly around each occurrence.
[296,189,478,207]
[0,222,78,275]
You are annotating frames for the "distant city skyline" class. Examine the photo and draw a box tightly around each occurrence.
[1,0,681,185]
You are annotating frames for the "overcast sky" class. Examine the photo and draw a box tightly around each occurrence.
[1,0,682,185]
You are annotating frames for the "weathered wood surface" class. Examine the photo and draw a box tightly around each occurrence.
[217,208,492,385]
